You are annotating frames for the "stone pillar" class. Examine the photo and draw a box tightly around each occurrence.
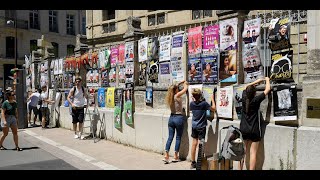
[301,10,320,127]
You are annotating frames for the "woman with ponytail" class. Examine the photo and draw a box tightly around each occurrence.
[163,80,189,164]
[239,77,270,170]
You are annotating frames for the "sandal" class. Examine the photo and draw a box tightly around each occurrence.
[0,146,7,150]
[16,147,23,151]
[171,159,180,163]
[162,158,170,164]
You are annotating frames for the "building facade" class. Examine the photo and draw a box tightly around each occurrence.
[0,10,86,90]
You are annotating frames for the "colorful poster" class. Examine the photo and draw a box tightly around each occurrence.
[242,18,261,48]
[114,88,123,129]
[146,86,153,105]
[109,67,116,87]
[119,67,126,84]
[118,44,125,66]
[171,33,185,83]
[202,85,214,104]
[159,62,171,85]
[106,87,115,108]
[188,84,203,103]
[270,50,293,81]
[68,74,74,88]
[101,70,108,87]
[219,50,237,82]
[188,57,202,83]
[201,56,218,84]
[98,88,106,107]
[54,59,59,75]
[138,37,148,62]
[148,37,159,60]
[273,85,297,121]
[188,26,202,58]
[86,70,93,87]
[233,85,246,120]
[268,17,292,51]
[219,18,238,51]
[99,49,105,70]
[125,61,134,83]
[92,69,99,86]
[203,25,219,57]
[124,83,133,125]
[63,73,68,88]
[88,88,95,107]
[243,47,264,83]
[111,46,119,68]
[216,86,233,119]
[148,60,159,83]
[125,42,134,62]
[138,62,147,86]
[104,49,111,70]
[159,35,172,62]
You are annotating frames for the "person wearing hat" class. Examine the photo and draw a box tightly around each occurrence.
[189,88,216,169]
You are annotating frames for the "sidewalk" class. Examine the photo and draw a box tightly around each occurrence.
[21,126,192,170]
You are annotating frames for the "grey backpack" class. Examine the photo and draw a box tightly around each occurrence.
[220,125,245,161]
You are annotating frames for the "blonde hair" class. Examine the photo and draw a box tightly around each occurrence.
[165,84,178,110]
[192,88,204,102]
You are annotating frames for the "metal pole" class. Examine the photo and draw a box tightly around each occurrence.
[264,10,267,77]
[15,15,17,68]
[297,12,300,82]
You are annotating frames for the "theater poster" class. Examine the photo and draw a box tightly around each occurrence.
[268,17,292,51]
[273,85,297,121]
[125,61,134,83]
[101,70,108,87]
[233,85,246,120]
[106,87,115,108]
[203,25,219,57]
[242,47,264,83]
[114,88,123,129]
[119,67,126,84]
[146,86,153,106]
[124,83,133,125]
[270,50,293,81]
[202,85,214,105]
[216,86,233,119]
[97,88,106,107]
[54,59,59,75]
[111,46,118,68]
[148,60,159,83]
[148,37,159,60]
[242,18,261,48]
[109,67,116,87]
[188,57,202,84]
[138,62,147,86]
[188,26,202,58]
[86,70,93,87]
[125,41,134,62]
[171,32,185,83]
[219,18,238,51]
[201,56,218,84]
[138,37,148,62]
[118,44,125,66]
[219,50,237,82]
[159,62,171,85]
[159,35,172,62]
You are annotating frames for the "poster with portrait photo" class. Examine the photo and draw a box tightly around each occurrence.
[118,44,125,67]
[216,86,233,119]
[92,69,100,87]
[148,60,159,83]
[159,35,172,62]
[268,17,292,51]
[101,70,109,87]
[188,57,202,84]
[242,47,264,83]
[125,61,134,83]
[219,50,237,82]
[109,67,116,87]
[146,86,153,106]
[119,67,126,84]
[124,85,133,125]
[242,18,261,48]
[138,62,147,86]
[219,18,238,51]
[86,70,93,87]
[270,50,293,82]
[138,37,148,62]
[97,88,106,108]
[148,36,159,60]
[203,25,219,57]
[125,42,134,62]
[188,26,202,58]
[114,88,123,129]
[111,46,119,68]
[159,62,172,85]
[233,85,246,120]
[201,56,218,84]
[273,85,297,121]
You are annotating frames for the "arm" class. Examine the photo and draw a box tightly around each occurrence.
[67,89,74,107]
[264,77,271,95]
[245,78,264,89]
[1,108,6,126]
[15,107,18,123]
[84,88,89,100]
[210,94,216,112]
[175,81,189,98]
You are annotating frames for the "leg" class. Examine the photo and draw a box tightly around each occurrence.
[0,126,9,148]
[191,138,198,162]
[249,141,260,170]
[10,125,19,148]
[164,118,175,160]
[72,108,79,137]
[78,108,84,138]
[173,117,184,160]
[244,140,252,170]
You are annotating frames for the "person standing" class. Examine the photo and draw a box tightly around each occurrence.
[40,85,54,129]
[27,89,40,126]
[163,80,188,164]
[67,77,88,139]
[0,90,22,151]
[239,77,271,170]
[189,88,216,169]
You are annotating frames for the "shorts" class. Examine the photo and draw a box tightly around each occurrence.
[191,127,206,140]
[71,107,84,124]
[40,107,49,119]
[242,133,261,142]
[28,104,38,116]
[1,115,17,128]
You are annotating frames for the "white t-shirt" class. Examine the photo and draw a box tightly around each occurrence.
[40,91,48,108]
[72,87,86,107]
[29,92,40,107]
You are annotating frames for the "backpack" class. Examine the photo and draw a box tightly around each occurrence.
[71,86,85,98]
[220,125,245,161]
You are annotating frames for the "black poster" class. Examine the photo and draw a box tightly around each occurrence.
[148,60,159,83]
[148,37,159,60]
[270,50,293,82]
[138,62,147,86]
[268,17,292,51]
[273,85,298,121]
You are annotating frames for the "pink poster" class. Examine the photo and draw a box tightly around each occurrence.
[188,26,202,58]
[111,46,119,67]
[203,25,219,57]
[118,44,125,66]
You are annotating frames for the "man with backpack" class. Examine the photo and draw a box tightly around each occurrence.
[67,77,88,140]
[27,89,40,127]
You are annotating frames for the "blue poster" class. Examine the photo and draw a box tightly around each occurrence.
[188,57,202,84]
[146,86,153,105]
[97,88,105,107]
[201,56,218,84]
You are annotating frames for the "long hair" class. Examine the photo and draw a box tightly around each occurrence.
[165,84,178,111]
[245,85,256,113]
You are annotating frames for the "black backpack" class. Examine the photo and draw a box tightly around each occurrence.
[71,86,85,97]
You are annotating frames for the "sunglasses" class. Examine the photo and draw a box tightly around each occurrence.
[75,81,81,83]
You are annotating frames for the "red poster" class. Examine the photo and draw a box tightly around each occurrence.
[118,44,125,66]
[188,26,202,58]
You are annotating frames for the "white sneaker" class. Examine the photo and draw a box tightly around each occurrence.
[80,135,85,140]
[74,134,79,139]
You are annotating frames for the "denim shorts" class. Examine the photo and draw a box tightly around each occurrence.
[1,115,17,128]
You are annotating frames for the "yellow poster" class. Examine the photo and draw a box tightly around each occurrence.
[106,87,115,108]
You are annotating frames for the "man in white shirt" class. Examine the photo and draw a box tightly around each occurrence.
[67,77,88,139]
[40,85,54,129]
[27,89,40,126]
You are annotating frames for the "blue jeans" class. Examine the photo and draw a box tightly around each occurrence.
[165,114,185,152]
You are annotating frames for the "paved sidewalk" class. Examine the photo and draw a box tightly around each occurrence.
[21,126,192,170]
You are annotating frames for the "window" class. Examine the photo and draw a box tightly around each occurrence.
[192,10,212,20]
[29,10,40,30]
[5,10,16,22]
[82,16,86,35]
[52,42,59,57]
[67,45,75,56]
[103,22,116,33]
[148,13,166,26]
[6,37,15,58]
[102,10,115,21]
[30,40,38,53]
[66,14,75,35]
[49,10,58,33]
